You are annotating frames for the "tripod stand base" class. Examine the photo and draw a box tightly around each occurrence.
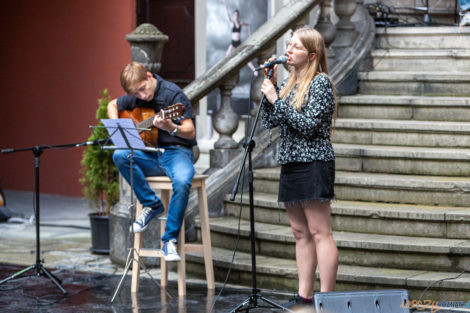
[230,291,292,313]
[0,262,67,295]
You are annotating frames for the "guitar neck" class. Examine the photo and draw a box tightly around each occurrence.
[137,115,156,131]
[134,103,184,131]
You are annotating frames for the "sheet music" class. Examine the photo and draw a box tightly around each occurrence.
[101,119,163,153]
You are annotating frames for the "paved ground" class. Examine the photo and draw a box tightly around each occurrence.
[0,190,468,313]
[0,190,297,313]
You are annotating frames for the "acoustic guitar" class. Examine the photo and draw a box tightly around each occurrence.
[119,103,185,147]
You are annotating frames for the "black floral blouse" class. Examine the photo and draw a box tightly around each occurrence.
[261,73,335,165]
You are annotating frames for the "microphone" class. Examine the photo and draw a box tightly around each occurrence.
[254,55,287,71]
[80,138,110,146]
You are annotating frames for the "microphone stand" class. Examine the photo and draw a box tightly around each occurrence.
[0,140,104,294]
[229,68,291,313]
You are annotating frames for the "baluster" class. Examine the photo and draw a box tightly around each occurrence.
[352,0,366,22]
[316,0,337,69]
[331,0,357,58]
[209,74,241,169]
[213,74,240,149]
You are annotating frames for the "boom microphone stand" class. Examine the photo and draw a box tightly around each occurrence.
[0,139,107,294]
[229,68,291,313]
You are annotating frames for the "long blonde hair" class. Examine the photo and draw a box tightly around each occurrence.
[279,26,337,117]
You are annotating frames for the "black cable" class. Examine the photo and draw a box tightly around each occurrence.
[208,165,246,313]
[418,261,470,302]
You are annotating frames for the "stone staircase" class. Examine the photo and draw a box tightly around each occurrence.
[187,26,470,300]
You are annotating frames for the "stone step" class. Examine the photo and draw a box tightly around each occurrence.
[332,118,470,147]
[204,217,470,272]
[252,169,470,207]
[375,26,470,50]
[334,143,470,176]
[186,247,470,301]
[357,71,470,96]
[225,194,470,239]
[336,171,470,207]
[370,49,470,72]
[338,95,470,122]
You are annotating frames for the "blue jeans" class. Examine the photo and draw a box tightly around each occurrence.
[112,146,195,242]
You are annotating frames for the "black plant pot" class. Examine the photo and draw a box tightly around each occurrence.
[89,213,110,254]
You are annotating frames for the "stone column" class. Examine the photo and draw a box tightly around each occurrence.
[125,23,169,73]
[210,74,241,168]
[316,0,337,69]
[331,0,357,58]
[352,0,366,22]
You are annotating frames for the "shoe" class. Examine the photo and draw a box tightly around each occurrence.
[284,294,314,311]
[130,205,164,233]
[162,239,181,262]
[461,11,470,26]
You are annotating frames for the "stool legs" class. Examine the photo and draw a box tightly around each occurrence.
[160,190,170,287]
[131,203,144,293]
[198,181,215,289]
[130,176,214,296]
[177,219,186,296]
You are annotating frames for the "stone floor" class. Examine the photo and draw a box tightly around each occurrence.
[0,190,468,313]
[0,263,298,313]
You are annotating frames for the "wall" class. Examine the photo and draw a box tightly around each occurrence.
[0,0,136,196]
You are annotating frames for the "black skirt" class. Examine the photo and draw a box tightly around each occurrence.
[278,160,335,203]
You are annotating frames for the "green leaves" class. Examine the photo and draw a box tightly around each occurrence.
[79,89,119,215]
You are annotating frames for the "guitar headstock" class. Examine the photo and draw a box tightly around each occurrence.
[162,103,186,119]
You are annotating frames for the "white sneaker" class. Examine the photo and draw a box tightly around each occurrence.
[130,206,164,233]
[461,11,470,26]
[162,239,181,262]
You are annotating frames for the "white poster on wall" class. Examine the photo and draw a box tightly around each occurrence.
[206,0,268,117]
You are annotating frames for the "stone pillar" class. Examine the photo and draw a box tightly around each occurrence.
[213,74,240,149]
[331,0,357,58]
[210,74,241,168]
[316,0,337,69]
[352,0,366,22]
[125,23,169,73]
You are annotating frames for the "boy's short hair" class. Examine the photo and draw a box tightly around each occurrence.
[120,62,149,94]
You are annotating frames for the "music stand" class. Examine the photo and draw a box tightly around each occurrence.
[229,68,291,312]
[99,119,164,303]
[0,139,112,294]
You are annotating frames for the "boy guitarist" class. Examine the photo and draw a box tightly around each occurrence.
[107,62,196,261]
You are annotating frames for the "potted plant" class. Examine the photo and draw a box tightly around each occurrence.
[79,89,119,254]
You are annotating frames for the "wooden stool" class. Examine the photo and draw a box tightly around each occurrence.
[131,175,214,296]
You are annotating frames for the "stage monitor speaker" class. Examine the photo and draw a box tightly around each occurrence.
[314,289,410,313]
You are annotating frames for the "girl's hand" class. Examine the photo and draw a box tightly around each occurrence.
[260,79,278,104]
[261,57,278,85]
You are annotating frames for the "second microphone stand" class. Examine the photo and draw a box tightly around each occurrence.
[0,140,100,294]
